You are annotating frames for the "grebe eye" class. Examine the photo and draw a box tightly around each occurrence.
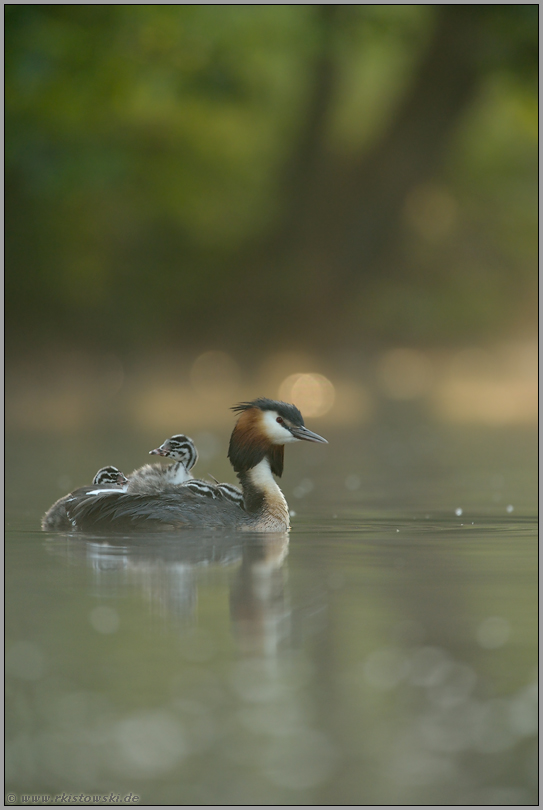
[276,416,284,424]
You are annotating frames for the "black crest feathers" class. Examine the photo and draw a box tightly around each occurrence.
[231,398,304,426]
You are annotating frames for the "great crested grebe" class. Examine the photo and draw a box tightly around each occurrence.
[63,398,327,532]
[41,466,129,531]
[125,434,198,494]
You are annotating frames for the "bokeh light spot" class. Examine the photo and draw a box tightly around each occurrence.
[293,478,314,499]
[345,474,361,491]
[89,606,120,634]
[404,183,457,242]
[114,709,187,776]
[278,373,335,417]
[364,647,410,690]
[508,682,538,737]
[476,616,511,649]
[263,729,337,789]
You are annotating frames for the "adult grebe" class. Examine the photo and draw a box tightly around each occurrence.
[41,466,129,531]
[125,434,198,494]
[63,398,327,532]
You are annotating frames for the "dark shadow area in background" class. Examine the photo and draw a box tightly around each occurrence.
[5,5,537,357]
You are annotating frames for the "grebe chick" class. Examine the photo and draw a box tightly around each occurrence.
[93,466,129,487]
[208,474,245,508]
[126,434,198,494]
[41,465,128,531]
[179,478,245,509]
[63,398,327,532]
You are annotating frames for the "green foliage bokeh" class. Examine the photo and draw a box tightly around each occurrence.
[5,5,538,355]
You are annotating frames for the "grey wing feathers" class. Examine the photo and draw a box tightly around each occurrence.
[66,486,248,531]
[66,490,186,531]
[42,484,125,531]
[41,494,72,531]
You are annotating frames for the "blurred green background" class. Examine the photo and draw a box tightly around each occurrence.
[6,4,537,360]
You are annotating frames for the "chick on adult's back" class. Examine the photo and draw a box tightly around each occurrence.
[63,399,327,532]
[126,434,198,494]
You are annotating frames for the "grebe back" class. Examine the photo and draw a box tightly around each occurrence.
[41,465,128,531]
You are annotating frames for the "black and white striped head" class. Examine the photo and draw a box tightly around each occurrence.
[207,474,245,508]
[217,483,245,507]
[149,434,198,471]
[183,480,220,500]
[92,466,129,486]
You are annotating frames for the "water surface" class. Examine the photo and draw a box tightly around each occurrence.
[6,426,538,805]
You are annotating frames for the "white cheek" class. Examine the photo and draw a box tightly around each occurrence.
[261,410,299,444]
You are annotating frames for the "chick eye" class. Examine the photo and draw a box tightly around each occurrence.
[276,417,284,424]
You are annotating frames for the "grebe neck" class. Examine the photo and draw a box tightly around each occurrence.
[166,461,191,485]
[238,457,290,531]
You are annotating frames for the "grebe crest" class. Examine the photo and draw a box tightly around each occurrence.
[53,399,327,532]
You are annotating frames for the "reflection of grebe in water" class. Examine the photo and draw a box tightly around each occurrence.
[41,466,128,531]
[49,531,290,646]
[63,399,327,532]
[229,534,291,656]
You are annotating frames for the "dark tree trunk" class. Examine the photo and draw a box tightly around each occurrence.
[240,6,487,349]
[272,4,343,255]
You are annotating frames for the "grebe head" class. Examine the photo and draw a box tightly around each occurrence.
[149,434,198,471]
[228,398,327,477]
[92,466,129,486]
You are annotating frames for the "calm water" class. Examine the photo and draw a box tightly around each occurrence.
[5,425,538,805]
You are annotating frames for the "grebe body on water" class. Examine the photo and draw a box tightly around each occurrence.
[62,399,327,532]
[41,466,128,531]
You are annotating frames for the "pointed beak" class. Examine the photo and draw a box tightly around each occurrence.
[290,425,328,443]
[149,448,167,456]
